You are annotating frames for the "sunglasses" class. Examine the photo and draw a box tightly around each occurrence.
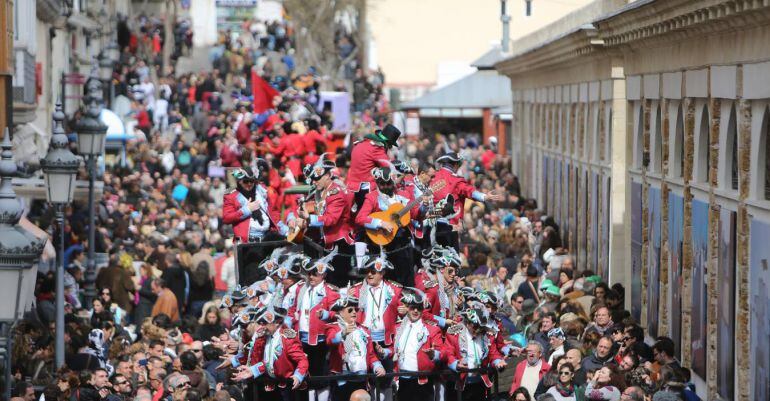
[175,382,191,390]
[345,307,356,313]
[241,179,256,184]
[191,349,202,353]
[559,371,573,376]
[115,380,129,386]
[407,305,423,310]
[366,269,381,275]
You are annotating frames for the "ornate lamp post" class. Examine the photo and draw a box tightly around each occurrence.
[40,102,80,369]
[0,128,46,400]
[98,52,115,108]
[76,72,108,307]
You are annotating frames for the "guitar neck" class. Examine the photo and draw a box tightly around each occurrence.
[396,198,422,218]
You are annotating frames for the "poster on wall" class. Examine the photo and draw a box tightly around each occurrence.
[750,218,770,401]
[647,187,661,338]
[668,193,684,359]
[630,181,643,321]
[691,199,709,380]
[718,208,736,401]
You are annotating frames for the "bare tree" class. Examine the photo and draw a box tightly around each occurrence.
[283,0,367,89]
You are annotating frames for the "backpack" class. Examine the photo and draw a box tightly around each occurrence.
[191,260,210,288]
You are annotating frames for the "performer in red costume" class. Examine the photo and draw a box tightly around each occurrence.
[429,151,503,250]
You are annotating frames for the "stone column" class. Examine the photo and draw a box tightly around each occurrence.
[659,98,671,336]
[681,97,695,368]
[735,69,751,401]
[706,97,721,400]
[609,64,629,299]
[640,98,652,329]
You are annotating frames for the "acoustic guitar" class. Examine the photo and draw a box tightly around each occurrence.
[286,193,317,244]
[365,180,446,246]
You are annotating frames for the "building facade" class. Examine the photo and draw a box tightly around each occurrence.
[496,1,770,400]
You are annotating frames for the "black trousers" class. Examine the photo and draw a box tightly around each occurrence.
[397,378,434,401]
[372,341,395,390]
[324,240,355,288]
[462,381,489,401]
[302,342,329,390]
[332,380,367,401]
[366,232,414,287]
[434,222,459,251]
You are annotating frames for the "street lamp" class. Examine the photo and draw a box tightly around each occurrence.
[40,102,80,369]
[98,52,115,109]
[76,71,107,308]
[0,128,46,400]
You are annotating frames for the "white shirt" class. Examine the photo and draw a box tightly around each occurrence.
[282,282,300,310]
[343,328,369,372]
[462,329,486,370]
[299,283,322,333]
[363,284,386,331]
[521,360,542,396]
[397,319,425,372]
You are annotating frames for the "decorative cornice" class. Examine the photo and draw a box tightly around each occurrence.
[595,0,770,48]
[495,0,770,79]
[495,26,606,78]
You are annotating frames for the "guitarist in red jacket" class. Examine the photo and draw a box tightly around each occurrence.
[355,166,418,285]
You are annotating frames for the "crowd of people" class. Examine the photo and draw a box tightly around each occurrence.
[8,7,700,401]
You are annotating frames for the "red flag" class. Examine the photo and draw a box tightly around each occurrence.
[251,70,280,114]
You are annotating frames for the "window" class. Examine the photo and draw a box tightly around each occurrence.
[696,105,710,182]
[761,106,770,200]
[635,104,644,169]
[672,104,684,178]
[653,105,662,173]
[728,105,738,190]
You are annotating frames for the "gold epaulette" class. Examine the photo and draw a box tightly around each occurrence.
[282,328,297,339]
[447,324,463,335]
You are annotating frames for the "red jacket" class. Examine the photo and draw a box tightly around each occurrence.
[222,185,277,242]
[236,120,251,144]
[307,180,355,246]
[223,189,252,243]
[422,281,458,328]
[303,129,325,157]
[347,280,402,346]
[444,325,504,390]
[430,167,483,225]
[414,270,431,292]
[287,281,340,345]
[509,358,551,395]
[346,140,390,192]
[250,328,310,385]
[388,319,445,385]
[324,323,381,373]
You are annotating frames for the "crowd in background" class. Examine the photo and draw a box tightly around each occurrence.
[7,8,700,401]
